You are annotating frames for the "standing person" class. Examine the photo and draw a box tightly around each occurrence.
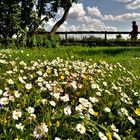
[129,21,138,43]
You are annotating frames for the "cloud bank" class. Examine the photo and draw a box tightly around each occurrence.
[45,1,140,32]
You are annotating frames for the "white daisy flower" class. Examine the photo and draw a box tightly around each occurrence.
[104,107,111,113]
[26,107,35,114]
[120,108,128,116]
[110,124,119,132]
[89,97,99,103]
[54,137,61,140]
[49,101,56,107]
[128,116,135,125]
[60,94,69,102]
[103,82,107,86]
[52,92,60,100]
[13,109,22,120]
[0,97,9,105]
[98,132,107,140]
[33,123,48,138]
[113,132,121,140]
[36,71,43,76]
[41,99,48,105]
[14,91,21,98]
[25,83,32,90]
[76,124,86,134]
[18,76,26,84]
[75,104,84,112]
[88,108,94,115]
[7,79,14,85]
[64,106,71,115]
[16,123,24,130]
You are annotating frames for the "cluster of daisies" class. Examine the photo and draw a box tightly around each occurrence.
[0,49,140,140]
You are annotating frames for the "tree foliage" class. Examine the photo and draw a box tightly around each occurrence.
[20,0,35,30]
[0,0,20,38]
[0,0,78,38]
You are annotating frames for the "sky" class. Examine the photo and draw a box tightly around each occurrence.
[44,0,140,38]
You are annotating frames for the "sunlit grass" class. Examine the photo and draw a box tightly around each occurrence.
[0,46,140,139]
[1,46,140,75]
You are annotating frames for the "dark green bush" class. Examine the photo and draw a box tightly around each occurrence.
[0,33,60,48]
[0,37,17,48]
[28,33,60,48]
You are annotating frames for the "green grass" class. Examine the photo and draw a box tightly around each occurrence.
[0,46,140,140]
[1,46,140,60]
[1,46,140,75]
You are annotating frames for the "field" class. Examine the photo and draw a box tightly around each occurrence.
[0,46,140,140]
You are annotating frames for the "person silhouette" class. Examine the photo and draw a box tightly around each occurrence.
[129,21,138,43]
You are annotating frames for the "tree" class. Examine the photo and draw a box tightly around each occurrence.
[0,0,21,38]
[35,0,78,34]
[36,0,54,29]
[50,0,77,34]
[0,0,78,38]
[20,0,35,30]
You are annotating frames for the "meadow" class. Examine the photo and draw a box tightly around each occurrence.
[0,46,140,140]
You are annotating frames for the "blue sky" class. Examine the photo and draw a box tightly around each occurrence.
[45,0,140,35]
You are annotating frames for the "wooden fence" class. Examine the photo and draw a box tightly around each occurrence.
[55,31,140,41]
[52,31,140,46]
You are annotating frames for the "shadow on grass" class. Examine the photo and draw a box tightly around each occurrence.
[77,47,140,57]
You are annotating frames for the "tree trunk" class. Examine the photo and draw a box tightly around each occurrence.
[38,0,44,20]
[50,7,70,34]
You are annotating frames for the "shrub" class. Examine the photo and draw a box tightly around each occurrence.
[29,34,60,48]
[0,33,60,48]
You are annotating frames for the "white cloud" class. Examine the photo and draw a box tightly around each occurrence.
[103,15,115,21]
[57,21,117,39]
[44,2,118,33]
[58,15,117,32]
[105,26,117,31]
[103,12,140,21]
[44,18,78,32]
[116,0,132,2]
[87,6,102,17]
[44,15,117,33]
[126,0,140,9]
[75,16,104,30]
[116,12,140,21]
[68,3,86,19]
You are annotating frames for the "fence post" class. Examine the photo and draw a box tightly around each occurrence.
[65,31,68,44]
[104,31,107,45]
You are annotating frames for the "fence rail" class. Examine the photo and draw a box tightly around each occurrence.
[52,31,140,46]
[35,31,140,46]
[55,31,140,41]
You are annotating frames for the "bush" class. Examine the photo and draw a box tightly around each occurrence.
[0,33,60,48]
[28,34,60,48]
[0,37,17,48]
